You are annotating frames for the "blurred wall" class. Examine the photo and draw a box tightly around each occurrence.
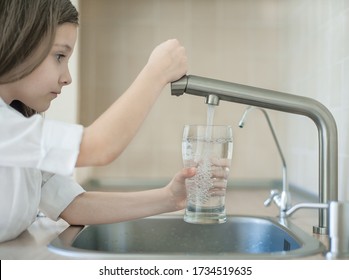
[278,0,349,201]
[78,0,349,200]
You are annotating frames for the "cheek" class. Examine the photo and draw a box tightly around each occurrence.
[33,60,56,81]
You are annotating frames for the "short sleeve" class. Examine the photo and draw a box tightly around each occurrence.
[40,172,85,221]
[38,119,84,175]
[0,99,83,176]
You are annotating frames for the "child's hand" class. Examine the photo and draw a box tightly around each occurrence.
[165,167,196,211]
[146,39,188,85]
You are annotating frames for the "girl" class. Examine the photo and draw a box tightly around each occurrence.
[0,0,195,243]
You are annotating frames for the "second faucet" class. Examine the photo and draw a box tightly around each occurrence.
[238,106,291,217]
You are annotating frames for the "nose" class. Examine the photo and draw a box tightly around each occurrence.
[59,68,72,85]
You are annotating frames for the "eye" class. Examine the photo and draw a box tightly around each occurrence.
[55,53,66,62]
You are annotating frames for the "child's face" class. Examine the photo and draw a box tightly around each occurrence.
[3,23,77,112]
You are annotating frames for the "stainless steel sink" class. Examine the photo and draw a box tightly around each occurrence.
[48,215,326,259]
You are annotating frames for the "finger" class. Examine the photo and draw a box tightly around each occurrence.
[183,167,196,178]
[209,189,226,197]
[175,167,196,183]
[210,166,230,179]
[212,179,228,189]
[211,157,232,168]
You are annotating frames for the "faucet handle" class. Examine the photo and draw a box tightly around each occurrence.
[264,189,281,207]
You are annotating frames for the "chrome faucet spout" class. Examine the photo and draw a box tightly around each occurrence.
[171,75,338,234]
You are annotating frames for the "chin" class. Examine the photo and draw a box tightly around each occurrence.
[36,103,51,113]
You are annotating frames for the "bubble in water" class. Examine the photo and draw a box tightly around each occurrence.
[188,157,213,205]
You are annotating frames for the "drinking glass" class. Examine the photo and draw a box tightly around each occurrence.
[182,125,233,224]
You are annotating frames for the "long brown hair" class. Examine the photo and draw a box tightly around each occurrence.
[0,0,79,117]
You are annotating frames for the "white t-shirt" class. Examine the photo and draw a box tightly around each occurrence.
[0,98,85,242]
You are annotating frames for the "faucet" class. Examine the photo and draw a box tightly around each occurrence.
[238,106,291,217]
[171,75,338,235]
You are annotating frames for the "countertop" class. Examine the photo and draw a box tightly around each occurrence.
[0,187,329,260]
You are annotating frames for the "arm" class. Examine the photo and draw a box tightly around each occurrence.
[76,39,187,167]
[59,167,195,225]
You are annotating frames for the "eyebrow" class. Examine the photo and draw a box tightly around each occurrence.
[53,44,72,51]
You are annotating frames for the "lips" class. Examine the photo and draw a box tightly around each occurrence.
[50,92,59,99]
[50,91,61,96]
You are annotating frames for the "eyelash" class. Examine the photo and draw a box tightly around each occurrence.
[55,53,66,62]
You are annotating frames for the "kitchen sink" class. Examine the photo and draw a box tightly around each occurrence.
[48,215,326,259]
